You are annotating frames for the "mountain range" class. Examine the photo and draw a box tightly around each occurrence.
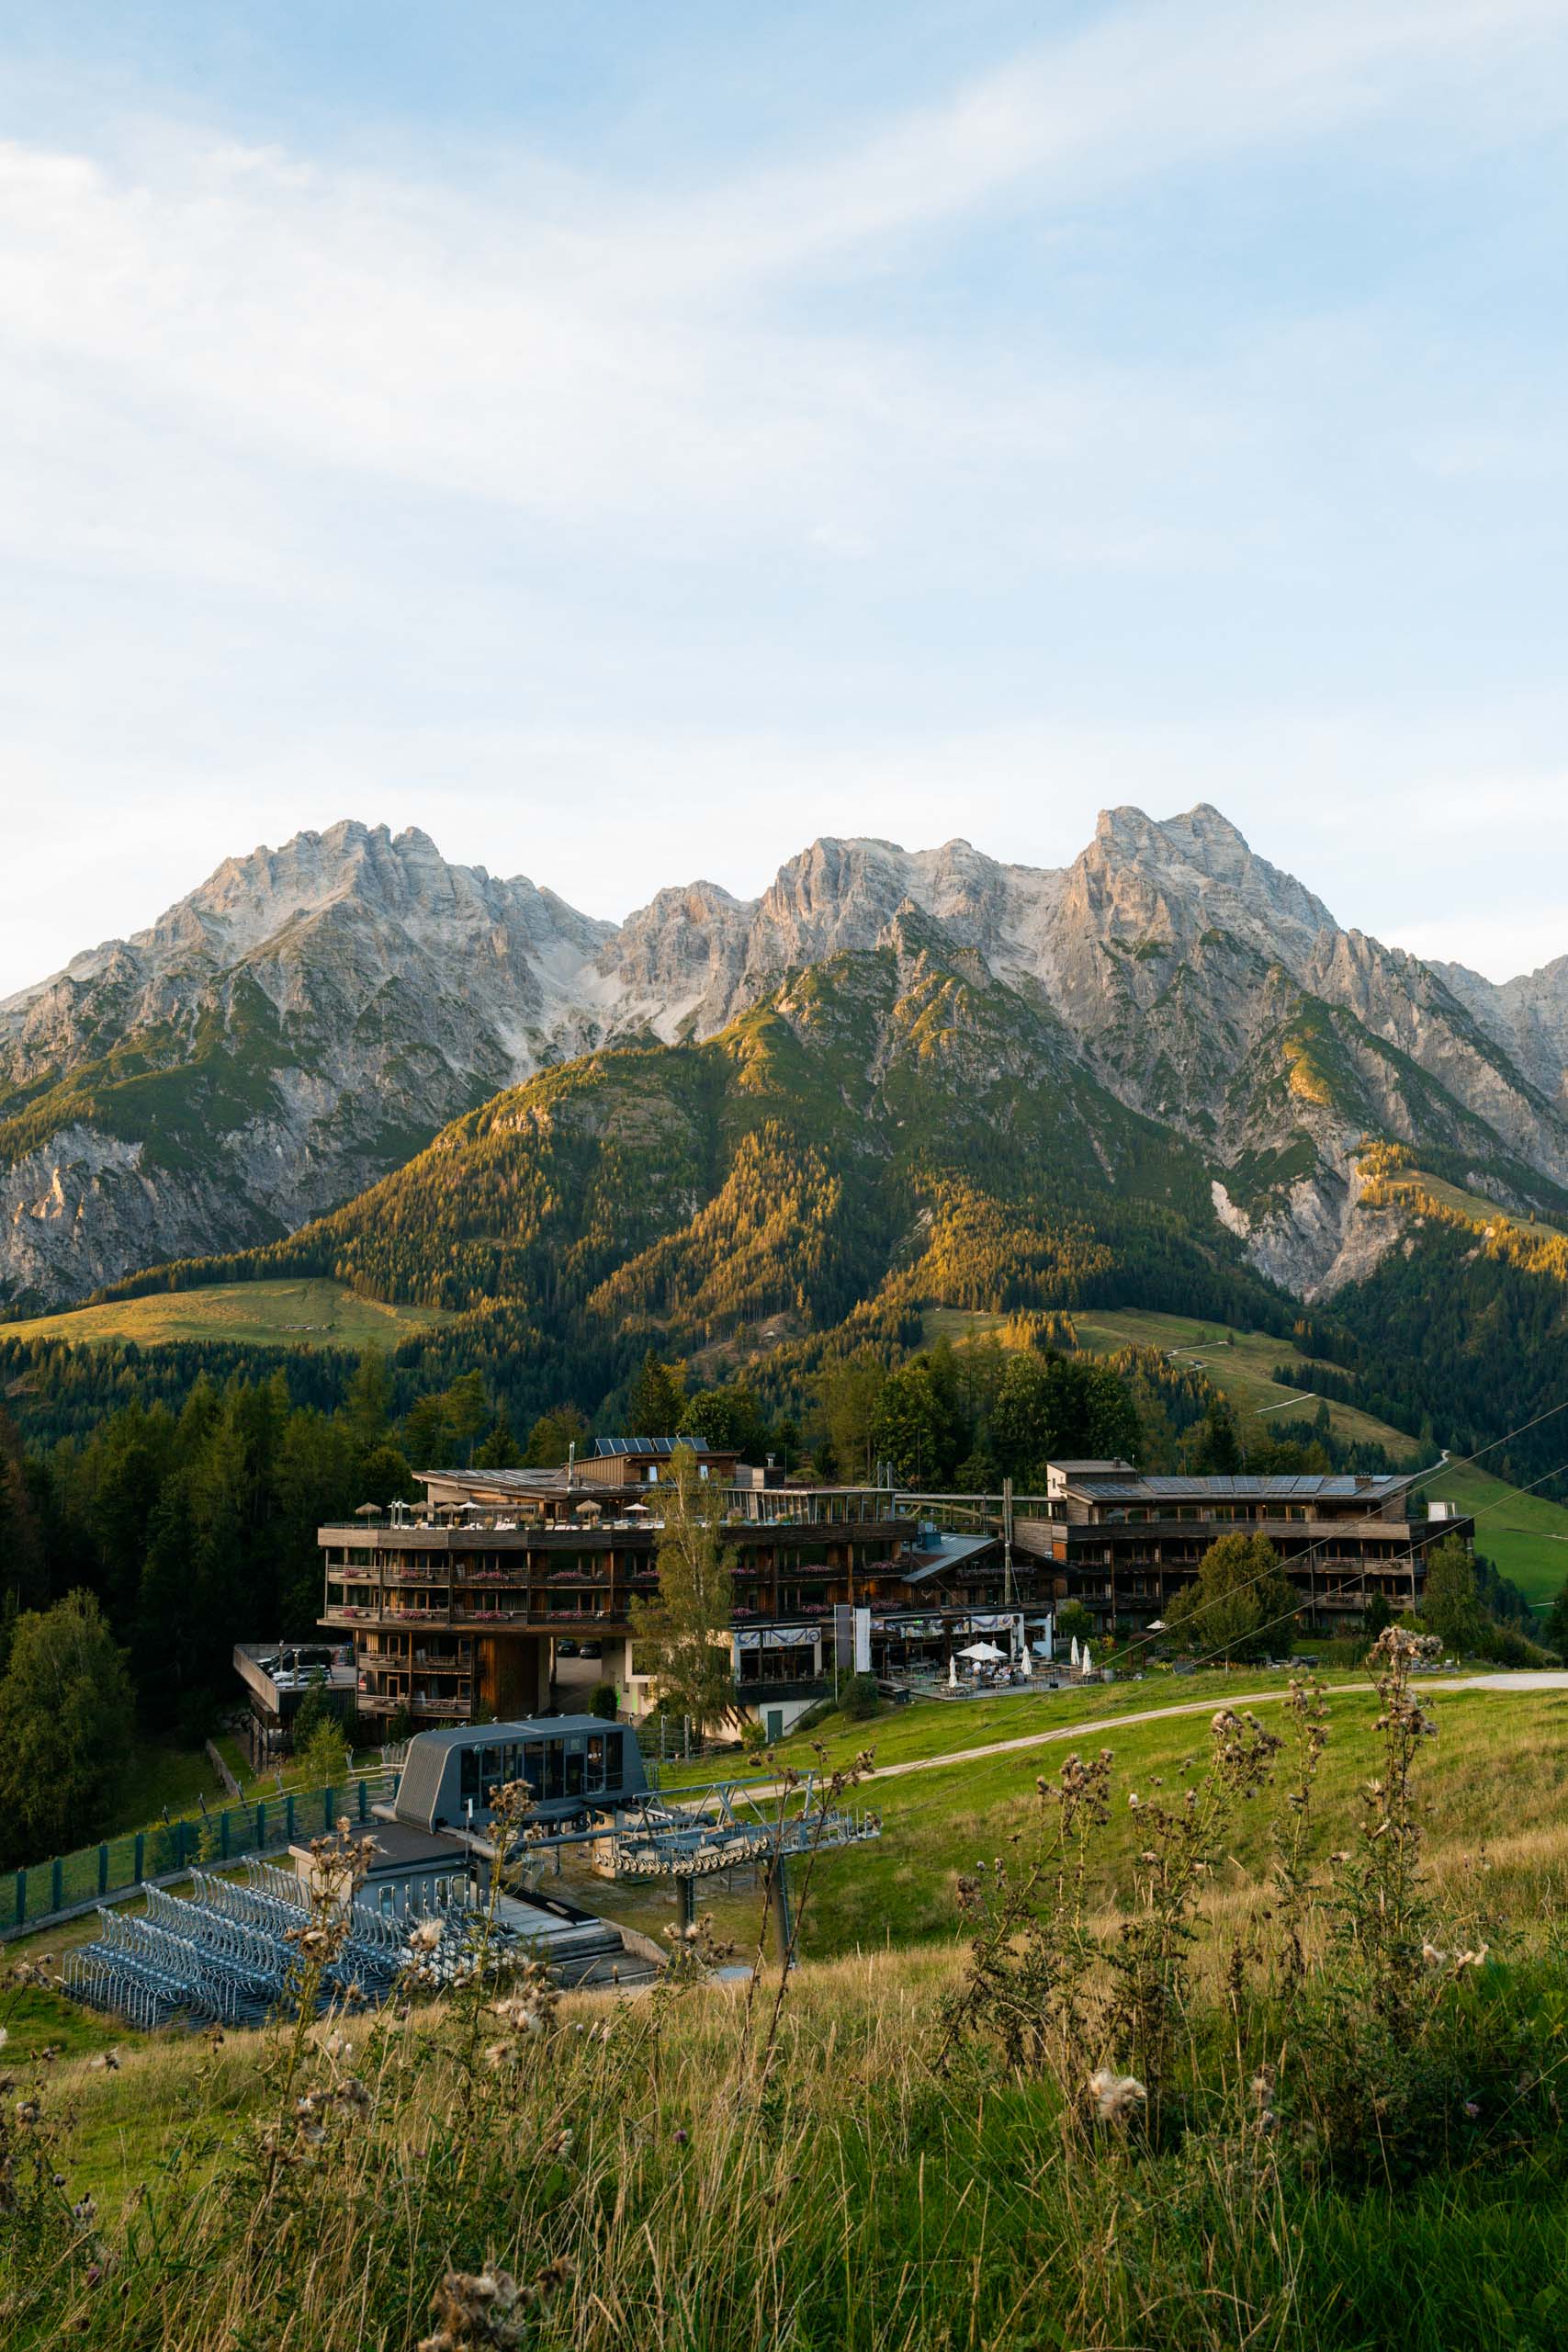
[6,804,1568,1320]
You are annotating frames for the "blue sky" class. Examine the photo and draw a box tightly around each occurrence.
[5,0,1568,991]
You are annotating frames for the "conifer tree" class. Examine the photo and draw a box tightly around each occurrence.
[0,1590,135,1864]
[629,1350,685,1438]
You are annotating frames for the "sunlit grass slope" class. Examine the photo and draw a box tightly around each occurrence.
[0,1274,450,1350]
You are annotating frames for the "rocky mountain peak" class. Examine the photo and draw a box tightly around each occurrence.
[7,802,1568,1315]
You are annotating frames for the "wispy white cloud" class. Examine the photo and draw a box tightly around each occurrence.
[4,0,1568,993]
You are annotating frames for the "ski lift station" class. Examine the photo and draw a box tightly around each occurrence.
[368,1716,882,1940]
[61,1716,882,2031]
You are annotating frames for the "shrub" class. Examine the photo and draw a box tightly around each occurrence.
[587,1681,620,1721]
[840,1673,880,1721]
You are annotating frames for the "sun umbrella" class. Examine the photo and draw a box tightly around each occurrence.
[354,1501,381,1520]
[1070,1636,1080,1668]
[948,1655,959,1688]
[1019,1645,1032,1678]
[958,1640,1006,1662]
[1082,1642,1093,1672]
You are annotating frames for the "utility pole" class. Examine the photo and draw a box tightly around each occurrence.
[1003,1476,1021,1668]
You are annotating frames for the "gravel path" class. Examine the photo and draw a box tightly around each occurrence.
[787,1669,1568,1793]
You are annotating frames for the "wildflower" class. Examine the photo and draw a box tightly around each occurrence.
[1422,1941,1447,1968]
[420,2267,527,2351]
[1127,1792,1141,1810]
[1088,2068,1146,2126]
[409,1920,444,1952]
[1453,1945,1489,1973]
[1464,2100,1481,2120]
[673,2126,689,2146]
[72,2196,97,2225]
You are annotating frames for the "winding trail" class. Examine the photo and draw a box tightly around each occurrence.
[795,1670,1568,1796]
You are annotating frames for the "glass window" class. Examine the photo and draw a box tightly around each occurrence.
[545,1741,565,1800]
[604,1730,623,1788]
[586,1735,606,1794]
[523,1739,546,1798]
[481,1743,503,1795]
[565,1738,586,1799]
[459,1747,480,1801]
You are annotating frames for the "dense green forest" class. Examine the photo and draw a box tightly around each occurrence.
[1292,1225,1568,1494]
[0,1310,1427,1847]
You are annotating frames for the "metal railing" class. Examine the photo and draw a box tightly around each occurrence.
[4,1769,398,1938]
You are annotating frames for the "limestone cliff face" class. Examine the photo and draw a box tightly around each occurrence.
[5,805,1567,1309]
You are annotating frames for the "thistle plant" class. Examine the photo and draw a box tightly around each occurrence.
[740,1740,875,2088]
[1103,1706,1282,2113]
[254,1818,378,2203]
[937,1747,1112,2081]
[1328,1627,1443,2035]
[1264,1675,1331,2002]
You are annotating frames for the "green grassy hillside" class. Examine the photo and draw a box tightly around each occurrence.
[1424,1459,1568,1608]
[0,1275,450,1351]
[1071,1305,1418,1454]
[7,1672,1568,2352]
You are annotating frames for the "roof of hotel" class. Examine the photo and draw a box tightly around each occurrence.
[593,1435,724,1457]
[1062,1472,1419,1501]
[900,1533,1002,1584]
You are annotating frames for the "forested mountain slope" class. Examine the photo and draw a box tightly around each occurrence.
[85,911,1291,1429]
[11,802,1568,1312]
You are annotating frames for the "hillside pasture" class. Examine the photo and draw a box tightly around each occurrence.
[1425,1458,1568,1610]
[1072,1305,1420,1455]
[0,1275,449,1351]
[8,1674,1568,2352]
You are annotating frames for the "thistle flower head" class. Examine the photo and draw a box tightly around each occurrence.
[1087,2068,1146,2125]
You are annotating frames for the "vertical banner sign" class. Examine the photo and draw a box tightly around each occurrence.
[853,1605,872,1674]
[833,1603,854,1671]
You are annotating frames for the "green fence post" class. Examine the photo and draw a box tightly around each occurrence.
[51,1858,62,1913]
[133,1831,144,1883]
[13,1870,23,1928]
[357,1779,367,1824]
[324,1785,333,1833]
[98,1844,109,1895]
[255,1802,265,1850]
[285,1793,294,1839]
[220,1810,230,1860]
